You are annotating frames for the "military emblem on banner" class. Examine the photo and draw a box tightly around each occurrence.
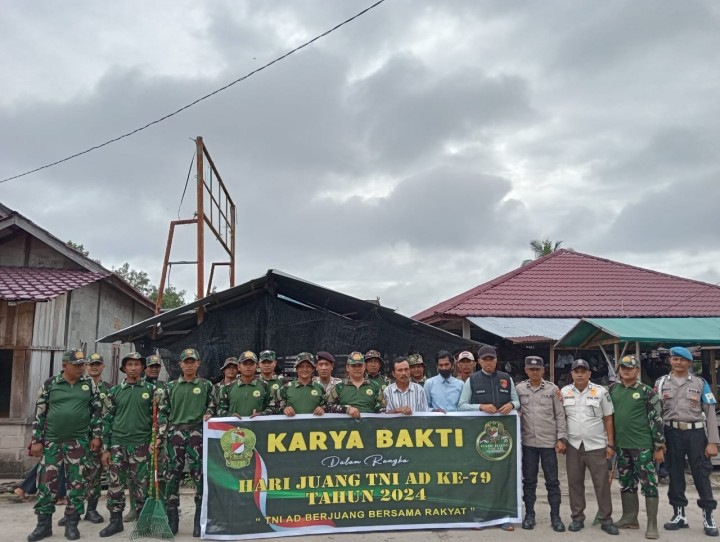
[221,428,257,469]
[476,420,513,461]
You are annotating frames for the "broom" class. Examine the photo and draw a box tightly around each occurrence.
[131,396,174,539]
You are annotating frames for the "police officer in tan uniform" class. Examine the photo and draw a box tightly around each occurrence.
[517,355,567,532]
[656,346,719,536]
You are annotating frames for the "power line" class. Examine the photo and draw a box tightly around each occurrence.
[0,0,386,185]
[648,278,720,316]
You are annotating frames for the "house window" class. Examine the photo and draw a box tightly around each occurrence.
[0,350,12,417]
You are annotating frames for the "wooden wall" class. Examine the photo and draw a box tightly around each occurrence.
[0,300,35,419]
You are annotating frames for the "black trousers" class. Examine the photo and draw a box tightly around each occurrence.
[665,426,716,510]
[522,445,561,510]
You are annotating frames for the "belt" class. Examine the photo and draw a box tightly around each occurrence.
[170,423,201,431]
[665,421,704,430]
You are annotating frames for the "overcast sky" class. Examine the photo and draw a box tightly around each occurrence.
[2,0,719,317]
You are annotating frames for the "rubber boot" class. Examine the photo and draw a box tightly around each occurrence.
[84,497,104,524]
[645,496,659,539]
[703,509,719,537]
[27,514,53,542]
[99,511,124,538]
[64,512,80,541]
[550,504,566,532]
[167,508,179,535]
[58,516,67,527]
[123,508,137,522]
[193,497,202,537]
[664,505,688,530]
[616,492,640,529]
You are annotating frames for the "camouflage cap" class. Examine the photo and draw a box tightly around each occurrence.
[62,349,87,365]
[346,351,366,365]
[180,348,200,361]
[618,355,639,369]
[364,350,384,365]
[220,357,239,371]
[294,352,315,368]
[146,354,162,366]
[259,350,276,362]
[87,353,104,364]
[407,354,425,366]
[120,352,144,372]
[239,350,258,363]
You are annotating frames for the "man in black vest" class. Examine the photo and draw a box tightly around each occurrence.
[458,344,520,530]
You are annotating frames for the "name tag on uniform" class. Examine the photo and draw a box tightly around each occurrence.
[587,397,600,407]
[563,397,576,406]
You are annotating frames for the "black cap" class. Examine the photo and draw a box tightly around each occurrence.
[571,359,590,371]
[477,345,498,359]
[316,351,336,364]
[524,356,544,368]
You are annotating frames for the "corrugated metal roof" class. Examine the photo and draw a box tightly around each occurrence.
[414,250,720,320]
[468,316,580,342]
[0,266,109,302]
[556,317,720,348]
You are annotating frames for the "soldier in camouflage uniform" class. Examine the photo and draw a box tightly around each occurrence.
[257,350,284,397]
[158,348,215,537]
[97,352,157,537]
[326,351,385,418]
[81,353,111,525]
[313,351,341,394]
[610,355,665,539]
[216,351,273,417]
[28,349,103,542]
[364,350,391,392]
[407,354,427,387]
[214,357,239,397]
[277,353,326,416]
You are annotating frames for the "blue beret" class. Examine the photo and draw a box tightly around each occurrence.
[670,346,693,361]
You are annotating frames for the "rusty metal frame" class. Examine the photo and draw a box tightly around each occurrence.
[155,137,236,325]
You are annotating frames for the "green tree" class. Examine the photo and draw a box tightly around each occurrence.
[522,239,564,265]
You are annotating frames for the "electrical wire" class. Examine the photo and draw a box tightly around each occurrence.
[178,149,195,219]
[0,0,386,185]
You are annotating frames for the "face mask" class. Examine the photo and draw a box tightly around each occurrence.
[439,369,452,379]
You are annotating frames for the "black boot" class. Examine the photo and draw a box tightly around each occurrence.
[57,516,67,527]
[84,497,104,524]
[193,497,202,537]
[64,513,80,541]
[167,508,179,535]
[550,505,566,533]
[27,514,53,542]
[704,509,719,537]
[664,505,689,530]
[521,505,535,530]
[99,511,124,538]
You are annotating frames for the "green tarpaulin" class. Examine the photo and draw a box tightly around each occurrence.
[555,317,720,348]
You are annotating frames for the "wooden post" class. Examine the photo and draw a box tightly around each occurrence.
[613,343,620,371]
[462,319,471,340]
[550,346,556,383]
[196,137,205,324]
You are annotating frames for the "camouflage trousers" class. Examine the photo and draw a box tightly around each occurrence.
[617,447,658,497]
[165,427,203,510]
[106,443,150,513]
[35,439,90,516]
[86,449,105,500]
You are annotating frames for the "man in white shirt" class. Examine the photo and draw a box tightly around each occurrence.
[384,357,428,415]
[561,359,618,535]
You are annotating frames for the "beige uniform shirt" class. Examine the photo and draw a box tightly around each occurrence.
[656,373,720,444]
[517,379,567,448]
[561,382,614,452]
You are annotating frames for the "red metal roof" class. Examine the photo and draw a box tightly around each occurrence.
[0,266,109,302]
[413,250,720,320]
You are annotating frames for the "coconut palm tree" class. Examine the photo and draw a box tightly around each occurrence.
[522,239,564,265]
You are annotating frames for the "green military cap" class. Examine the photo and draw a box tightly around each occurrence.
[364,350,384,364]
[87,353,104,364]
[62,349,87,365]
[618,355,639,369]
[259,350,276,361]
[294,352,315,368]
[146,354,162,366]
[180,348,200,361]
[407,354,424,366]
[240,350,258,363]
[121,352,143,362]
[220,357,239,371]
[347,351,365,365]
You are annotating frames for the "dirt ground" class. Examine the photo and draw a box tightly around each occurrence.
[3,465,720,541]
